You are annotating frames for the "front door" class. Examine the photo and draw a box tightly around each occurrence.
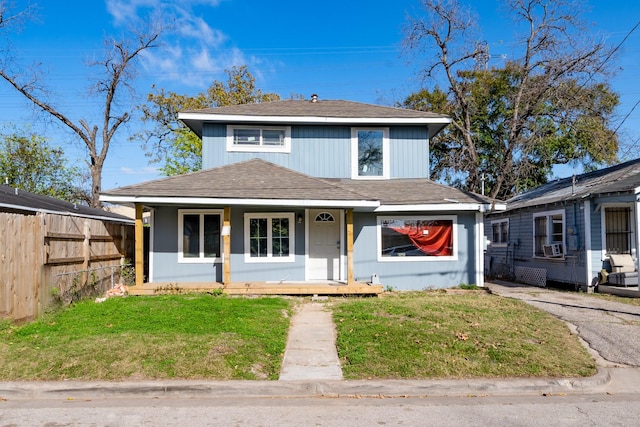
[308,209,341,280]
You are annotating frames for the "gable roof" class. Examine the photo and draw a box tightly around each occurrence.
[504,158,640,212]
[0,185,133,223]
[178,98,452,138]
[101,159,498,212]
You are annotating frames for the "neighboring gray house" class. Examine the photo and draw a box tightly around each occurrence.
[485,158,640,289]
[101,97,500,293]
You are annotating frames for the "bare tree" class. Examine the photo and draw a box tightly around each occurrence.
[403,0,619,199]
[0,5,161,207]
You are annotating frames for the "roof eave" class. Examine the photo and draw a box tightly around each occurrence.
[179,112,451,137]
[375,203,498,212]
[0,202,134,224]
[100,195,380,208]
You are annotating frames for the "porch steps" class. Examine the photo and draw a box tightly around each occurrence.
[127,281,383,296]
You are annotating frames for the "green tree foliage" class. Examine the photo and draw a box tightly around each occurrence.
[137,65,281,176]
[403,0,619,200]
[0,130,87,203]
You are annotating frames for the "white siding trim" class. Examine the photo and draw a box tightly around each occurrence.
[636,197,640,287]
[179,112,452,125]
[100,195,379,208]
[475,212,484,287]
[584,199,592,287]
[149,210,155,283]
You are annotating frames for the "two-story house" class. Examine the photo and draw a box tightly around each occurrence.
[101,96,500,294]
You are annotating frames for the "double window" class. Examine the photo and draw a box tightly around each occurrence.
[378,216,457,261]
[178,210,222,262]
[602,205,633,257]
[491,219,509,246]
[227,125,291,153]
[533,210,564,258]
[244,213,295,262]
[351,128,389,179]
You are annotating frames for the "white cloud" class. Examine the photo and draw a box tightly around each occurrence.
[118,166,159,175]
[105,0,275,91]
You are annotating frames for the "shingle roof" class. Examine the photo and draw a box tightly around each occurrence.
[325,178,494,206]
[101,159,495,209]
[102,159,376,202]
[178,98,452,138]
[504,158,640,211]
[0,185,133,222]
[181,99,450,119]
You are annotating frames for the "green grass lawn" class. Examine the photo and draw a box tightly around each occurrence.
[0,290,598,381]
[333,291,597,380]
[0,294,292,381]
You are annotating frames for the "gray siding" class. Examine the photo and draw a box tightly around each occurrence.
[353,212,478,290]
[150,205,306,283]
[151,206,222,283]
[228,207,307,282]
[485,201,588,287]
[151,205,480,289]
[201,124,429,179]
[389,127,429,178]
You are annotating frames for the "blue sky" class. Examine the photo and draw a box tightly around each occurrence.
[2,0,639,190]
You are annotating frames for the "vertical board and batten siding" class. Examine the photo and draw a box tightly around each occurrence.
[485,201,588,287]
[1,212,133,321]
[201,124,430,179]
[150,206,307,283]
[352,212,479,290]
[389,127,430,178]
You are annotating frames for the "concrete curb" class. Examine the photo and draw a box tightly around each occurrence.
[0,367,612,400]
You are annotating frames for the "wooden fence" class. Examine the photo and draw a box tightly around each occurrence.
[1,211,134,321]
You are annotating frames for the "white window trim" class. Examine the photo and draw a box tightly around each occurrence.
[490,218,509,247]
[178,209,223,263]
[532,209,565,259]
[600,203,635,261]
[244,212,296,263]
[351,127,390,179]
[226,125,291,153]
[377,215,458,262]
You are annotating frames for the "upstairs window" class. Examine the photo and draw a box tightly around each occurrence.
[227,125,291,153]
[533,210,564,258]
[351,128,389,179]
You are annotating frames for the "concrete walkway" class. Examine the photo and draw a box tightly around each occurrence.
[279,302,343,381]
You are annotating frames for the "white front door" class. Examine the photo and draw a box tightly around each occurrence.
[308,209,341,280]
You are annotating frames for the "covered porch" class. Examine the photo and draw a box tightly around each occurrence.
[130,204,383,296]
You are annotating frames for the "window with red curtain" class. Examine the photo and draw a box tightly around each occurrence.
[380,218,454,257]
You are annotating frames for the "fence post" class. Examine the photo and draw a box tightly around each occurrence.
[82,220,91,287]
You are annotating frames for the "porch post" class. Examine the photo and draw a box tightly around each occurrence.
[346,208,354,286]
[134,203,144,287]
[223,206,231,286]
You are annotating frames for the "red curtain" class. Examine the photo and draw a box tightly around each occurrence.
[391,221,452,256]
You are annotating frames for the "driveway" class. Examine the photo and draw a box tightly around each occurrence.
[486,281,640,367]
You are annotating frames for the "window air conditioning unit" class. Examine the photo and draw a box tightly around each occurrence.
[543,243,562,257]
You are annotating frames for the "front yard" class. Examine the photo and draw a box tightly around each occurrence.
[0,291,596,381]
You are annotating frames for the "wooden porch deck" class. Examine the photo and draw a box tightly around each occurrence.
[128,281,384,296]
